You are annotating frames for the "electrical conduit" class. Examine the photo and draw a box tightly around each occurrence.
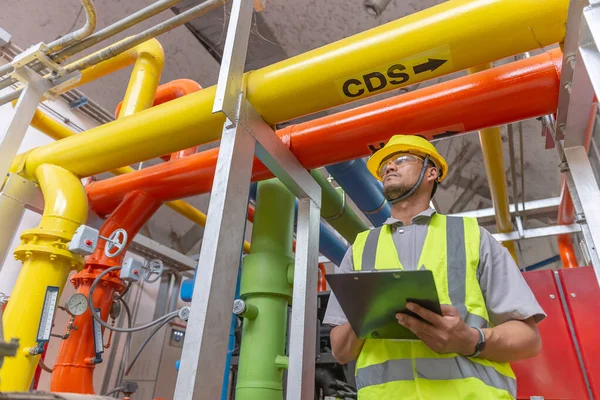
[11,0,567,181]
[0,164,88,391]
[84,50,563,219]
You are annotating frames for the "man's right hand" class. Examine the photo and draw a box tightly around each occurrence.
[330,323,365,364]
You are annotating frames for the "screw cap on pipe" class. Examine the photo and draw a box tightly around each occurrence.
[232,299,258,320]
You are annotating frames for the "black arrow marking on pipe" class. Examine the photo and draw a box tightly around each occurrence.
[413,58,448,74]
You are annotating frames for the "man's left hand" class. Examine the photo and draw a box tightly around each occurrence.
[396,303,480,355]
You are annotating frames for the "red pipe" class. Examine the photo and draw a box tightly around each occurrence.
[87,50,563,215]
[52,80,203,394]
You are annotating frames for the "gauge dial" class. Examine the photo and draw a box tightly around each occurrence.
[66,293,88,316]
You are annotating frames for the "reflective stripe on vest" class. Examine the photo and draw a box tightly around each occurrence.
[352,214,516,399]
[356,357,517,395]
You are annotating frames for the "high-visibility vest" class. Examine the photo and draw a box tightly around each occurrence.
[352,214,516,400]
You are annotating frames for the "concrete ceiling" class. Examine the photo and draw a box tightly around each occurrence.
[1,0,565,267]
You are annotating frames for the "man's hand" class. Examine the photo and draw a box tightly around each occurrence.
[396,303,479,355]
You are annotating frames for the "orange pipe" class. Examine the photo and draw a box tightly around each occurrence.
[318,264,327,292]
[557,177,578,268]
[87,50,562,215]
[51,191,159,393]
[555,102,596,268]
[51,80,203,393]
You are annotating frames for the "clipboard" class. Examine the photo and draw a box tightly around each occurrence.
[326,269,442,340]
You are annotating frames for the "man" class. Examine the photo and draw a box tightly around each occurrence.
[324,135,545,399]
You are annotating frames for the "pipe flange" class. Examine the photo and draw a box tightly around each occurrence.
[14,243,84,269]
[70,269,126,292]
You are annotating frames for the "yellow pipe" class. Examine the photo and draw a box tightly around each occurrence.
[0,164,88,391]
[11,0,568,180]
[73,38,165,96]
[28,110,252,254]
[469,64,517,261]
[115,40,164,118]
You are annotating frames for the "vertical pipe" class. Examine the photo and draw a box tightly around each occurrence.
[468,64,517,261]
[558,177,578,269]
[222,267,242,400]
[50,192,160,393]
[236,179,295,400]
[0,165,88,391]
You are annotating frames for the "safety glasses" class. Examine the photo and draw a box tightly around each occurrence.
[379,154,424,178]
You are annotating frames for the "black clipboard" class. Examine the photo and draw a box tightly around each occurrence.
[326,269,442,340]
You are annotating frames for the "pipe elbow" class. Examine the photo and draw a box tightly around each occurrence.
[36,164,88,233]
[133,38,165,73]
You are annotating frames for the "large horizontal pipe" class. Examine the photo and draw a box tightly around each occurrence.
[87,50,562,215]
[10,0,567,181]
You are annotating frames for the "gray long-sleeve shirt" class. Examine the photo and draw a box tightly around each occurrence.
[323,208,546,327]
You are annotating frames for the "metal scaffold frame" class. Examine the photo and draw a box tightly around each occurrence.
[550,0,600,283]
[173,1,321,399]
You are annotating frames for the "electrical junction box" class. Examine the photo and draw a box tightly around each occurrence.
[69,225,99,255]
[120,258,143,283]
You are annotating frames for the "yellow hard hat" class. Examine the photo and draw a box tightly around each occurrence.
[366,135,449,182]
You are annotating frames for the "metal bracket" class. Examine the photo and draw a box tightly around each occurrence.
[12,43,66,76]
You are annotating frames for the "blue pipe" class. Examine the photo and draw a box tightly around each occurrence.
[222,266,242,400]
[250,183,348,266]
[178,263,242,400]
[319,223,347,266]
[523,255,562,272]
[326,159,391,226]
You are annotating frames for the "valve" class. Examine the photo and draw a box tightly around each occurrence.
[120,258,144,283]
[143,259,164,283]
[103,228,128,258]
[69,225,129,258]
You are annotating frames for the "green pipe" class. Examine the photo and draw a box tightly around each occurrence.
[310,169,369,243]
[236,179,295,400]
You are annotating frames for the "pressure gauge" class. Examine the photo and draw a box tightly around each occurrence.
[66,293,88,316]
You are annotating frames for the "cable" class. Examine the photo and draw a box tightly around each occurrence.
[115,281,132,301]
[120,297,133,373]
[104,386,126,396]
[88,266,181,333]
[38,357,54,373]
[125,314,177,375]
